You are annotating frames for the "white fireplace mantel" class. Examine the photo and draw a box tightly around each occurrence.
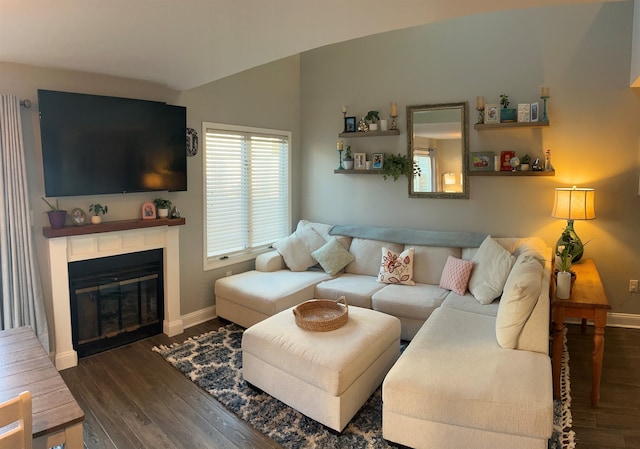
[45,219,185,370]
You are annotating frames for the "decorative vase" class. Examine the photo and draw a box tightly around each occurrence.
[555,220,584,263]
[379,120,388,131]
[91,215,102,224]
[158,208,169,218]
[47,210,67,229]
[556,271,572,299]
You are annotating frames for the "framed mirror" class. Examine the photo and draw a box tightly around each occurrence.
[407,102,469,199]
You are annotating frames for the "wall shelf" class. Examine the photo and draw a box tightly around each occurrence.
[474,120,549,130]
[334,169,384,175]
[469,170,555,177]
[43,217,186,238]
[338,129,400,138]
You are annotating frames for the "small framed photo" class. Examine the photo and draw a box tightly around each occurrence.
[372,153,384,169]
[470,151,495,171]
[530,102,539,122]
[354,152,366,170]
[500,151,515,171]
[485,104,500,124]
[70,207,87,226]
[344,116,357,133]
[517,104,530,123]
[142,202,156,219]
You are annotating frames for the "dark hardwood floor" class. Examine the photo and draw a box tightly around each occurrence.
[60,319,640,449]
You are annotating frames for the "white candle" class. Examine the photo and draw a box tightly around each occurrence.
[337,140,343,150]
[341,105,347,114]
[476,96,485,109]
[390,102,398,117]
[541,86,550,97]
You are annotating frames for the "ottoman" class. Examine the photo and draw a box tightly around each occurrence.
[242,304,401,432]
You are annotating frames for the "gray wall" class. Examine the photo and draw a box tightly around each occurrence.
[299,2,640,315]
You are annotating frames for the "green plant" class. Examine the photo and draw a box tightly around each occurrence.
[499,94,510,108]
[382,154,421,181]
[521,154,531,165]
[42,197,61,211]
[556,244,573,272]
[344,145,353,160]
[365,110,379,123]
[89,203,108,216]
[154,198,172,210]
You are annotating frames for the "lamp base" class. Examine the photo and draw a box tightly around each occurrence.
[555,220,584,263]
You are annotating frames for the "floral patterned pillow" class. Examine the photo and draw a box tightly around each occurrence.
[377,247,415,285]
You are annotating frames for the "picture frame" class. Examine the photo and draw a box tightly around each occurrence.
[70,207,87,226]
[517,104,530,123]
[344,116,357,133]
[530,102,539,122]
[372,153,384,169]
[500,151,516,171]
[142,202,156,219]
[354,152,366,170]
[470,151,495,171]
[484,104,500,124]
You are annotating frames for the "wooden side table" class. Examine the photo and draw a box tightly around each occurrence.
[551,258,611,406]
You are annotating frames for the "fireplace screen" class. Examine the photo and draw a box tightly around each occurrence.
[69,249,163,358]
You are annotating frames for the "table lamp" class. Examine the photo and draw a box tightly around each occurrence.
[551,186,595,263]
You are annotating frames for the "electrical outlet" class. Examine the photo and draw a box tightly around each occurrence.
[226,270,233,277]
[630,279,639,293]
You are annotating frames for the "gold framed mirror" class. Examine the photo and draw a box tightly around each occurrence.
[407,102,469,199]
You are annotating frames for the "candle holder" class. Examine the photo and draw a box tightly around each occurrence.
[476,107,485,124]
[337,149,344,170]
[540,95,549,122]
[390,114,398,130]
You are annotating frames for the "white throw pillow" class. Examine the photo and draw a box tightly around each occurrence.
[377,247,415,285]
[273,225,326,272]
[496,255,543,349]
[311,237,355,276]
[468,236,515,304]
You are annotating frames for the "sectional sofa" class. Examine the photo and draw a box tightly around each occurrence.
[215,220,553,448]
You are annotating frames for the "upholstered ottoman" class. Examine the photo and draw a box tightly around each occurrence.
[242,304,401,432]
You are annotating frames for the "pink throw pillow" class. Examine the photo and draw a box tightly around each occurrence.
[439,255,474,295]
[378,247,415,285]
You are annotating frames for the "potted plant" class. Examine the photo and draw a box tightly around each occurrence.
[555,244,574,299]
[499,94,517,123]
[343,146,354,170]
[520,154,531,171]
[154,198,172,218]
[382,154,421,181]
[42,197,67,229]
[365,111,380,131]
[88,203,108,224]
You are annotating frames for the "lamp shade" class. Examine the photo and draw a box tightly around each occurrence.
[551,186,595,220]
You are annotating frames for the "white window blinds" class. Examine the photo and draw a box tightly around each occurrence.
[204,123,290,265]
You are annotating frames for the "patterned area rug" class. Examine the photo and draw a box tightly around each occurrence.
[153,324,574,449]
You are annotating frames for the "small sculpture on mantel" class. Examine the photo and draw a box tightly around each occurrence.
[357,117,368,132]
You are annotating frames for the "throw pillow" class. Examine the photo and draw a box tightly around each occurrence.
[273,225,326,272]
[311,237,355,276]
[496,255,543,349]
[439,255,474,295]
[468,236,516,304]
[377,247,415,285]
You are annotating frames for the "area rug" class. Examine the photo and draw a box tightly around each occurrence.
[153,324,575,449]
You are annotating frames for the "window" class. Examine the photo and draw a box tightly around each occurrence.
[203,123,290,269]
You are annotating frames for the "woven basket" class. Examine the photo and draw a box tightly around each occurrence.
[293,296,348,332]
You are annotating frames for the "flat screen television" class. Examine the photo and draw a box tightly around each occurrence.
[38,89,187,197]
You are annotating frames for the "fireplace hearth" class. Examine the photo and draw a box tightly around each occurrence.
[69,249,163,358]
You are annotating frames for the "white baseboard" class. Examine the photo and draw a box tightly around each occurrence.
[182,306,218,329]
[566,312,640,329]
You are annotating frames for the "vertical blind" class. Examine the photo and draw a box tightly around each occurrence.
[204,125,290,260]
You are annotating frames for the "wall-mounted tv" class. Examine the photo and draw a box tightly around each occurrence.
[38,89,187,197]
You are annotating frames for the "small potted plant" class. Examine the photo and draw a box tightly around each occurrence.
[382,154,421,181]
[154,198,172,218]
[343,146,354,170]
[88,203,108,224]
[42,197,67,229]
[365,111,380,131]
[520,154,531,171]
[555,245,574,299]
[499,94,517,123]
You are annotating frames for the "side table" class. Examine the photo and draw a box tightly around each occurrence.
[551,258,611,406]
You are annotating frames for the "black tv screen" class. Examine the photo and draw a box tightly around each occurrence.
[38,89,187,197]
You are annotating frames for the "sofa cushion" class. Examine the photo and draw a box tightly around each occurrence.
[345,239,403,277]
[468,236,515,304]
[441,291,499,316]
[377,247,415,285]
[315,273,386,308]
[496,255,544,349]
[299,219,352,249]
[439,255,474,295]
[311,237,355,276]
[411,245,462,285]
[273,224,326,272]
[372,283,449,321]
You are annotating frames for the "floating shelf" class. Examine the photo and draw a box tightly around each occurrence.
[338,129,400,138]
[43,217,186,238]
[469,170,555,177]
[474,120,549,130]
[334,169,384,175]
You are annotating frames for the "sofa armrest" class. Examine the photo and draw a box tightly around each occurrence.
[256,250,286,272]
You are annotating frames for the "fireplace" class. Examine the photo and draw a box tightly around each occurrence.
[69,249,163,357]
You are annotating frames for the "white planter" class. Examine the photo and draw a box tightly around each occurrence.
[520,163,530,172]
[158,208,169,218]
[369,123,378,131]
[91,215,102,224]
[379,120,388,131]
[556,271,571,299]
[343,160,354,170]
